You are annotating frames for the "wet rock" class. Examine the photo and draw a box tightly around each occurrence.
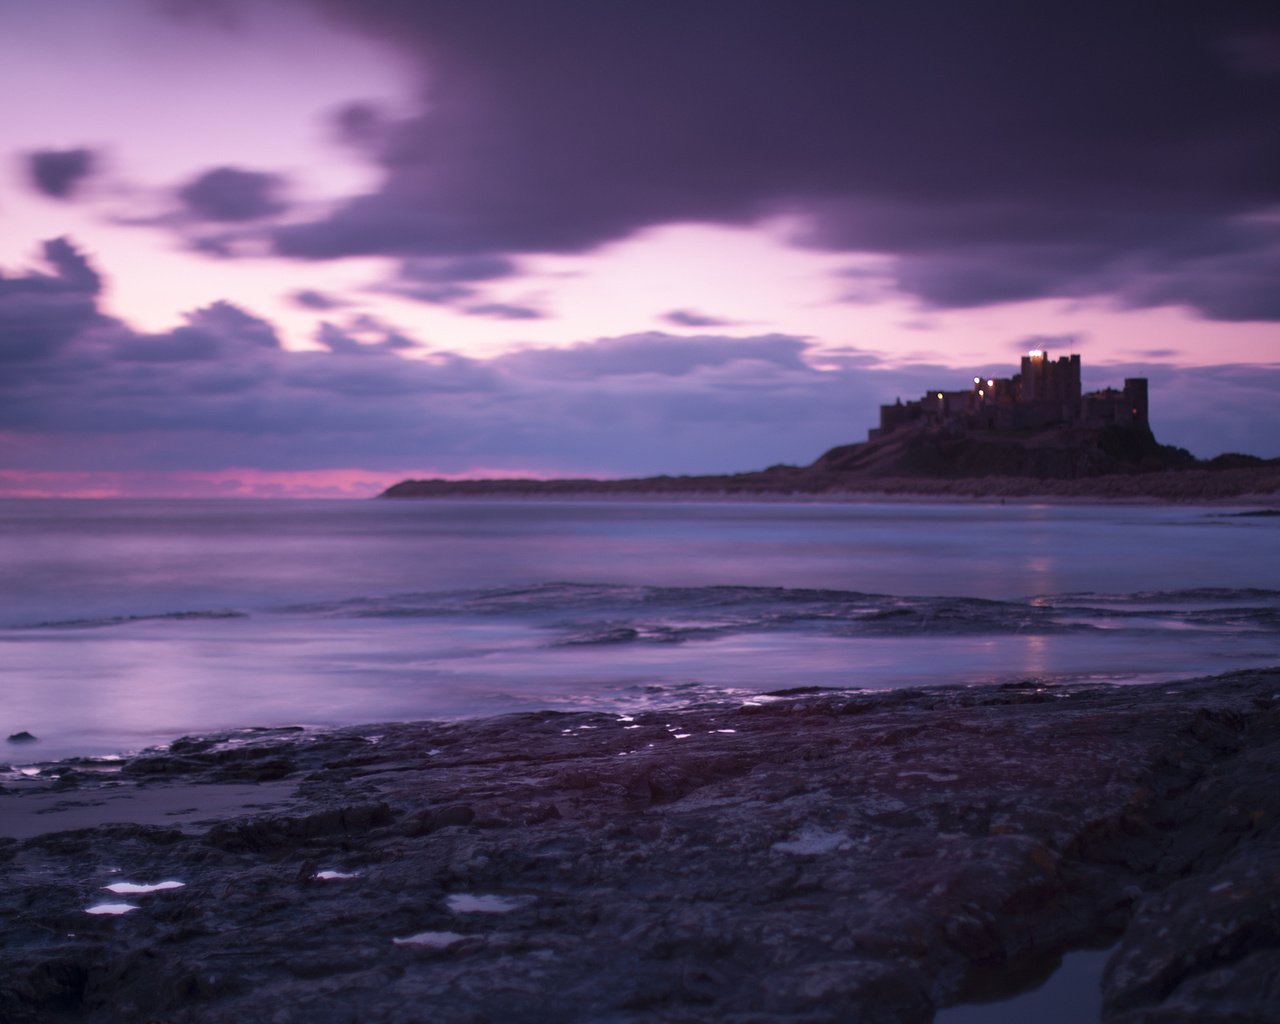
[1101,698,1280,1022]
[7,731,37,743]
[0,670,1277,1022]
[204,802,395,851]
[435,804,477,828]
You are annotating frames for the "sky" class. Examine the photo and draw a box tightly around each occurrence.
[2,0,1278,498]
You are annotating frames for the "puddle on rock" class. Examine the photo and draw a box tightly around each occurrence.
[85,902,138,916]
[772,826,852,856]
[445,893,526,914]
[393,930,469,948]
[935,945,1115,1023]
[104,880,184,894]
[315,869,359,880]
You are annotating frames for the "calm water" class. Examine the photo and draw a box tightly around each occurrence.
[2,497,1278,762]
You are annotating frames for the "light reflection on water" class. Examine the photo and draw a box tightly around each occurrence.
[935,945,1114,1023]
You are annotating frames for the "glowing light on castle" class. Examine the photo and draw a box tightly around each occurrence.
[869,350,1149,441]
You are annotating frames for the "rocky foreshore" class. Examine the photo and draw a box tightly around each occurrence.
[3,670,1279,1023]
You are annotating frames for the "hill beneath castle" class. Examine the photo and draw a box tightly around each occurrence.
[381,424,1280,501]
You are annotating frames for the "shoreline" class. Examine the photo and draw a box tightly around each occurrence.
[379,465,1280,505]
[4,670,1278,1022]
[385,487,1280,508]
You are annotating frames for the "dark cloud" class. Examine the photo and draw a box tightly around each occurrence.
[291,289,346,310]
[495,332,810,380]
[330,100,394,151]
[463,301,544,321]
[39,237,103,294]
[387,282,476,305]
[399,255,517,284]
[158,0,246,31]
[1218,31,1280,76]
[379,255,521,308]
[0,239,104,363]
[271,0,1280,321]
[1015,335,1080,355]
[662,309,734,328]
[315,317,418,354]
[27,148,97,199]
[0,244,502,458]
[178,166,289,222]
[1116,232,1280,321]
[112,302,283,363]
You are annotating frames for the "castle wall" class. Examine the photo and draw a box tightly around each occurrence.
[1080,378,1150,428]
[1019,352,1081,406]
[1125,378,1149,428]
[869,355,1147,440]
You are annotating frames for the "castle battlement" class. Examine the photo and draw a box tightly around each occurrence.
[869,351,1148,440]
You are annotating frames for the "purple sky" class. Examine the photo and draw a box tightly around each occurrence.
[2,0,1278,497]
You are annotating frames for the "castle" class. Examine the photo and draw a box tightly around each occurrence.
[869,350,1149,440]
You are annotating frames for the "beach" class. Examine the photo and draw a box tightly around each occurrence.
[4,669,1279,1022]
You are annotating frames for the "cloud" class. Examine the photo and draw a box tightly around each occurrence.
[1116,229,1280,321]
[315,316,418,354]
[110,302,283,364]
[26,148,97,199]
[463,301,544,321]
[0,238,104,363]
[399,255,518,284]
[267,1,1280,321]
[3,242,1278,492]
[39,237,103,294]
[386,281,475,305]
[1217,31,1280,77]
[494,332,811,380]
[178,166,289,222]
[662,309,735,328]
[291,288,346,310]
[158,0,246,32]
[378,255,525,310]
[330,99,395,151]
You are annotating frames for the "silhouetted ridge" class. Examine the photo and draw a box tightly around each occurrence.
[811,423,1197,480]
[381,349,1278,499]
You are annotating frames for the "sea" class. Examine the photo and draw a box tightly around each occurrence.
[2,497,1278,763]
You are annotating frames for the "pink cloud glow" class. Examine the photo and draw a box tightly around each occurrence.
[0,466,577,501]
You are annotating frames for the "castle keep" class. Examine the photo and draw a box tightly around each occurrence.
[870,350,1149,440]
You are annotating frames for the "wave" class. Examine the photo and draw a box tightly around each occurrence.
[17,584,1280,643]
[279,582,1280,646]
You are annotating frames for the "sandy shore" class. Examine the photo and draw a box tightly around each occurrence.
[3,671,1278,1022]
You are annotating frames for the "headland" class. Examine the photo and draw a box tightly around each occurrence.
[382,350,1280,503]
